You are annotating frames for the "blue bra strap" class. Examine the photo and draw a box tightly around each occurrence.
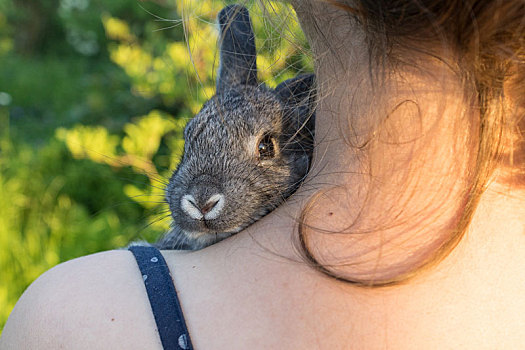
[128,245,194,350]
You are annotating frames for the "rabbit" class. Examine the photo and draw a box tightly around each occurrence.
[154,4,316,250]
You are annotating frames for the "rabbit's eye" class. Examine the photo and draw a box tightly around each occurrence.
[257,134,276,160]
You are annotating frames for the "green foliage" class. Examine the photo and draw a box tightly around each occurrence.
[0,0,311,333]
[56,109,186,217]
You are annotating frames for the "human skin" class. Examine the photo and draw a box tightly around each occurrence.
[2,1,524,349]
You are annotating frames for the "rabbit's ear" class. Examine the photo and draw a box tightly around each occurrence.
[276,74,316,139]
[275,74,316,107]
[216,5,257,92]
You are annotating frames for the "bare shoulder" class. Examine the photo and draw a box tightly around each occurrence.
[0,250,162,350]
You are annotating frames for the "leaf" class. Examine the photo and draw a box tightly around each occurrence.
[56,126,120,165]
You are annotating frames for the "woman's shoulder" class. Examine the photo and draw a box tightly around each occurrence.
[0,250,163,350]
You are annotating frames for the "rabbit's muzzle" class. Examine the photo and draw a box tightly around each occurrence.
[175,173,233,231]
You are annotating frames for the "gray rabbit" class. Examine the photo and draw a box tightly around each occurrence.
[155,5,315,250]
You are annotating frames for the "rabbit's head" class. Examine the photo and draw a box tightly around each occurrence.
[163,5,315,250]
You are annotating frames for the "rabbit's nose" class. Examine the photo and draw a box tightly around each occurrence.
[181,194,225,220]
[201,197,218,214]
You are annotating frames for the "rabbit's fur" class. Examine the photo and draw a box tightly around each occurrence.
[155,5,315,250]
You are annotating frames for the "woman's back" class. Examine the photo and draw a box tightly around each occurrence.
[2,182,524,349]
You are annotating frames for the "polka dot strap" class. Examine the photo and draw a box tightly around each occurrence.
[129,245,194,350]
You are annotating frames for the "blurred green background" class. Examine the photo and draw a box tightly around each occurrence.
[0,0,311,332]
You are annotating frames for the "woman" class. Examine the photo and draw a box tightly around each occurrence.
[2,0,524,348]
